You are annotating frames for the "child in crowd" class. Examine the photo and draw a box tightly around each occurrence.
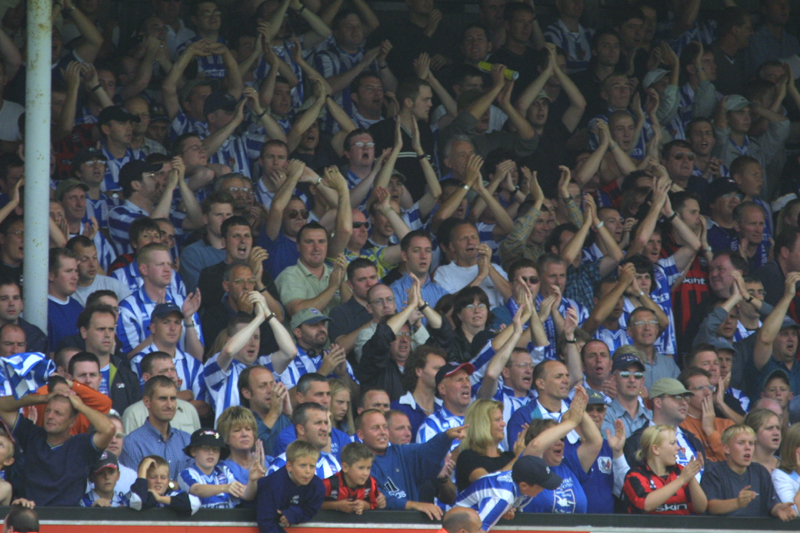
[129,456,200,514]
[322,442,386,513]
[179,428,260,509]
[702,425,796,520]
[257,441,325,533]
[0,423,15,505]
[80,451,129,507]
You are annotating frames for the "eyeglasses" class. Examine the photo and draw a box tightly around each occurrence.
[585,405,607,412]
[465,303,487,311]
[690,384,717,393]
[352,142,375,148]
[227,186,252,194]
[232,278,257,285]
[519,276,539,284]
[672,152,696,161]
[287,209,309,219]
[511,362,535,369]
[632,320,658,327]
[666,394,690,402]
[721,192,743,200]
[353,221,370,230]
[370,296,395,306]
[182,144,206,153]
[396,332,411,338]
[198,9,221,16]
[619,371,645,379]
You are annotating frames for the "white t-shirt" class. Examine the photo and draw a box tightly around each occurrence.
[433,262,508,307]
[73,274,132,306]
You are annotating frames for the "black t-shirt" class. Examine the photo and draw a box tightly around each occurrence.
[520,120,572,198]
[488,46,540,103]
[455,449,516,491]
[700,460,779,517]
[0,262,22,286]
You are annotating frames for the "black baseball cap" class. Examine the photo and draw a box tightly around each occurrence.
[203,90,238,116]
[119,160,163,192]
[98,105,140,126]
[151,302,184,321]
[512,455,562,489]
[611,353,645,373]
[71,146,107,170]
[434,362,475,390]
[705,178,741,210]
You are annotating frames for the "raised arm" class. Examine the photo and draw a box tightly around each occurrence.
[660,190,701,272]
[478,304,527,399]
[287,79,326,152]
[291,0,331,49]
[523,385,587,456]
[576,409,603,472]
[323,166,352,258]
[260,296,297,374]
[754,272,800,370]
[59,0,103,63]
[264,160,304,241]
[218,292,267,371]
[163,41,207,120]
[584,264,635,334]
[628,175,670,256]
[0,28,21,80]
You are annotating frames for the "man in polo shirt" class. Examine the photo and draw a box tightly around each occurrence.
[0,386,116,505]
[238,366,292,456]
[276,221,347,318]
[417,362,474,452]
[624,377,706,474]
[327,258,379,354]
[120,375,192,481]
[117,243,203,356]
[121,351,201,435]
[108,157,203,256]
[601,351,652,438]
[391,230,449,312]
[98,105,144,193]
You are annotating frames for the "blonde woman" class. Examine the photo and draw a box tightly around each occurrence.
[217,406,267,487]
[744,408,782,473]
[623,425,706,515]
[771,423,800,514]
[455,399,525,491]
[328,379,355,435]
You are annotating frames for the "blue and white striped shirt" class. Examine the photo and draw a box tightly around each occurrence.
[593,326,630,354]
[535,293,589,361]
[130,342,206,401]
[267,450,341,479]
[207,134,254,179]
[108,200,187,256]
[176,36,228,79]
[117,286,202,354]
[454,470,530,532]
[178,464,238,509]
[80,489,130,507]
[203,352,250,424]
[101,144,145,193]
[111,260,187,298]
[544,20,594,73]
[416,406,465,452]
[253,39,306,108]
[170,109,209,139]
[277,347,358,389]
[621,257,680,356]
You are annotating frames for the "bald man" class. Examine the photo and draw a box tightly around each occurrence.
[439,507,482,533]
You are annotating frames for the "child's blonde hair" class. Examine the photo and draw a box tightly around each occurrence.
[286,440,320,463]
[721,424,756,445]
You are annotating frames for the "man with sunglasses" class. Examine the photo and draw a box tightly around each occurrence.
[660,140,708,197]
[679,367,734,462]
[600,351,652,440]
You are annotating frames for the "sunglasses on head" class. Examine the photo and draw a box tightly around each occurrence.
[287,209,309,220]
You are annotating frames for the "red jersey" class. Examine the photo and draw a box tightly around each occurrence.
[623,463,694,515]
[662,231,709,355]
[322,471,381,510]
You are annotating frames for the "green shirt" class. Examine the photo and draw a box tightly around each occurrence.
[275,260,341,315]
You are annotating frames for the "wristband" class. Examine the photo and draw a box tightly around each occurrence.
[419,302,429,312]
[437,476,449,484]
[256,109,267,119]
[315,176,323,185]
[265,313,276,322]
[417,152,427,160]
[638,290,645,298]
[184,322,195,328]
[462,184,470,191]
[745,295,754,304]
[704,246,713,253]
[596,221,604,229]
[382,206,393,215]
[565,338,576,344]
[666,212,678,222]
[379,64,388,70]
[91,84,102,92]
[296,4,306,14]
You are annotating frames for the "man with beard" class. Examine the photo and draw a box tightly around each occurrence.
[108,158,203,256]
[601,351,652,439]
[216,173,264,229]
[623,377,706,474]
[278,309,358,393]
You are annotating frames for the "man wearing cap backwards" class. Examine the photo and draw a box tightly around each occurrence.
[0,382,116,506]
[277,307,358,392]
[624,378,707,476]
[98,105,145,193]
[712,94,789,192]
[121,374,193,480]
[205,292,297,423]
[601,350,652,439]
[108,156,203,256]
[357,408,467,520]
[678,367,735,462]
[70,146,113,229]
[454,455,562,531]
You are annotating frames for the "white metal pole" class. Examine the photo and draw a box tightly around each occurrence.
[22,0,52,333]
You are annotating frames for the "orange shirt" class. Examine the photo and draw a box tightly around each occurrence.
[26,381,112,435]
[680,415,734,462]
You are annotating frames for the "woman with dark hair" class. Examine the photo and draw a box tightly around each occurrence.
[449,286,496,363]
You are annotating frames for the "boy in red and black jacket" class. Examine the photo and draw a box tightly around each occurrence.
[322,442,386,514]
